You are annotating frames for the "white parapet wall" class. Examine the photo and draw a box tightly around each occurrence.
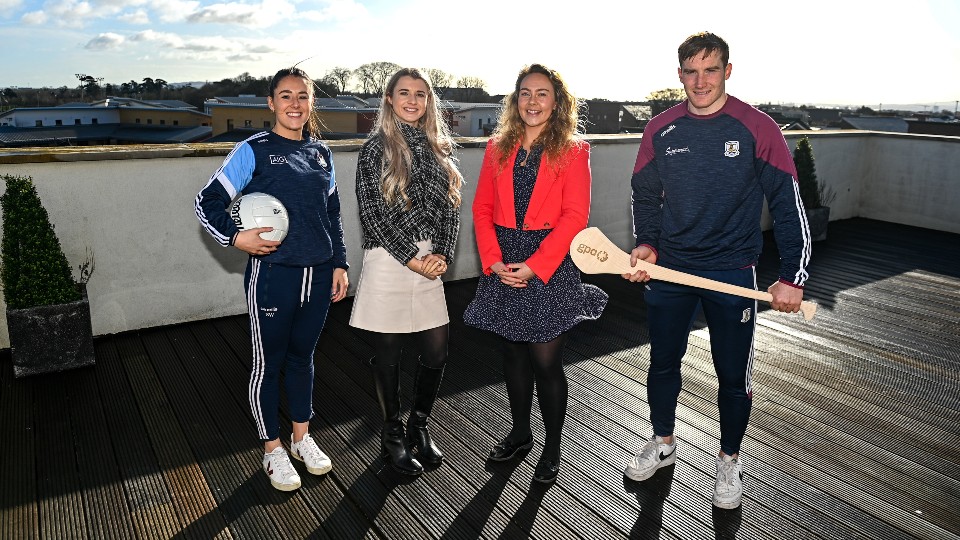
[0,131,958,348]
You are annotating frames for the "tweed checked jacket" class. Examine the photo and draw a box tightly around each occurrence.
[355,123,461,265]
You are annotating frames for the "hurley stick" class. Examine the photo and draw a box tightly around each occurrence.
[570,227,817,321]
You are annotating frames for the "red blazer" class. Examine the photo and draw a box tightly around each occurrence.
[472,139,591,283]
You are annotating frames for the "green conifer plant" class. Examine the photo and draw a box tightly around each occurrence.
[793,136,835,209]
[1,175,81,310]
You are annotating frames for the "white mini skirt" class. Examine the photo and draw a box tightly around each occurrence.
[349,240,449,333]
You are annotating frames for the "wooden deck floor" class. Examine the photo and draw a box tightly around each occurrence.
[2,218,959,540]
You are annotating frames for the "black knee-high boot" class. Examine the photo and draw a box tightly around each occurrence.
[406,362,445,464]
[369,357,422,475]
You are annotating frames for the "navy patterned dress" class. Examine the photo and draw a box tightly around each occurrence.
[464,146,607,343]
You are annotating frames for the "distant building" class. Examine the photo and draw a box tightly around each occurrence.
[583,101,652,134]
[780,121,813,131]
[448,103,501,137]
[0,97,209,129]
[840,116,909,133]
[204,95,377,139]
[436,87,492,103]
[0,97,211,146]
[584,100,623,134]
[620,104,652,133]
[757,104,810,126]
[802,107,846,128]
[906,118,960,137]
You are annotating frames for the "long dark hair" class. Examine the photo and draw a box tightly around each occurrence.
[268,67,325,138]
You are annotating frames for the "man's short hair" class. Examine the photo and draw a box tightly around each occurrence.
[678,32,730,66]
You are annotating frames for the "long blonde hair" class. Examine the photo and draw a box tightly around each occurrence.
[493,64,582,167]
[372,67,463,209]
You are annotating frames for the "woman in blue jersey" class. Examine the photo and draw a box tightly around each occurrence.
[350,68,462,475]
[195,67,349,492]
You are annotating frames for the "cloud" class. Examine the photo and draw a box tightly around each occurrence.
[127,28,276,60]
[149,0,199,23]
[91,0,147,6]
[178,36,231,52]
[20,0,107,27]
[85,32,125,49]
[21,10,47,24]
[178,0,366,28]
[302,0,367,22]
[118,8,149,24]
[46,0,95,24]
[248,44,277,54]
[227,53,260,62]
[130,29,184,47]
[0,0,24,13]
[186,2,259,25]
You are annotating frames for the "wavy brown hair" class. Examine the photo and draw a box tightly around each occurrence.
[492,63,582,167]
[372,67,463,209]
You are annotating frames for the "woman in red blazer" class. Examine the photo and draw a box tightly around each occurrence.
[464,64,607,484]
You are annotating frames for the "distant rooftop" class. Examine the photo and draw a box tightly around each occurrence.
[0,123,211,146]
[208,95,377,110]
[841,116,909,133]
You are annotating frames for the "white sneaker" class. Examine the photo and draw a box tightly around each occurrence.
[713,454,743,509]
[263,446,301,492]
[291,434,332,475]
[624,435,676,481]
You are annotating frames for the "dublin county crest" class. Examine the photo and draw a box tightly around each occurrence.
[724,141,740,158]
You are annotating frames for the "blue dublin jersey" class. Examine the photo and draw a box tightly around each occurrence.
[195,131,348,269]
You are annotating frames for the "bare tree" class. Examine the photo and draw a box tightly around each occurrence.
[370,61,402,94]
[456,76,486,90]
[450,76,489,102]
[353,63,377,94]
[0,87,16,110]
[324,66,353,94]
[424,68,452,88]
[355,61,401,95]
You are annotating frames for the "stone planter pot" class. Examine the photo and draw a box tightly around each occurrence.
[807,206,831,242]
[7,284,95,378]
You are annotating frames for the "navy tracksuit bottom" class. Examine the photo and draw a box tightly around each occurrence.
[244,258,333,442]
[644,265,757,456]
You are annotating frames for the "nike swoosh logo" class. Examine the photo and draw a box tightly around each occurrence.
[267,462,274,475]
[659,450,673,461]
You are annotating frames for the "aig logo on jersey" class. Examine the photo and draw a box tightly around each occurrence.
[269,155,287,165]
[724,141,740,158]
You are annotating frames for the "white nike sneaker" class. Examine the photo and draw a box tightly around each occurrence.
[624,435,676,481]
[263,446,301,492]
[713,453,743,509]
[291,433,332,475]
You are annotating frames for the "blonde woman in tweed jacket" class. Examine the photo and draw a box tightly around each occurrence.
[350,67,463,476]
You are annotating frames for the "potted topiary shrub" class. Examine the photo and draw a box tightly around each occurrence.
[794,136,835,242]
[1,174,95,377]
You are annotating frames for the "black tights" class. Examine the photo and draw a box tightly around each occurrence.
[371,324,449,370]
[501,334,568,460]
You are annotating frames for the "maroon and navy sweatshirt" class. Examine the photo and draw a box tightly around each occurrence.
[630,96,811,287]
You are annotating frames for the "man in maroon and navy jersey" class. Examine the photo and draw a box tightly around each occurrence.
[621,32,811,510]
